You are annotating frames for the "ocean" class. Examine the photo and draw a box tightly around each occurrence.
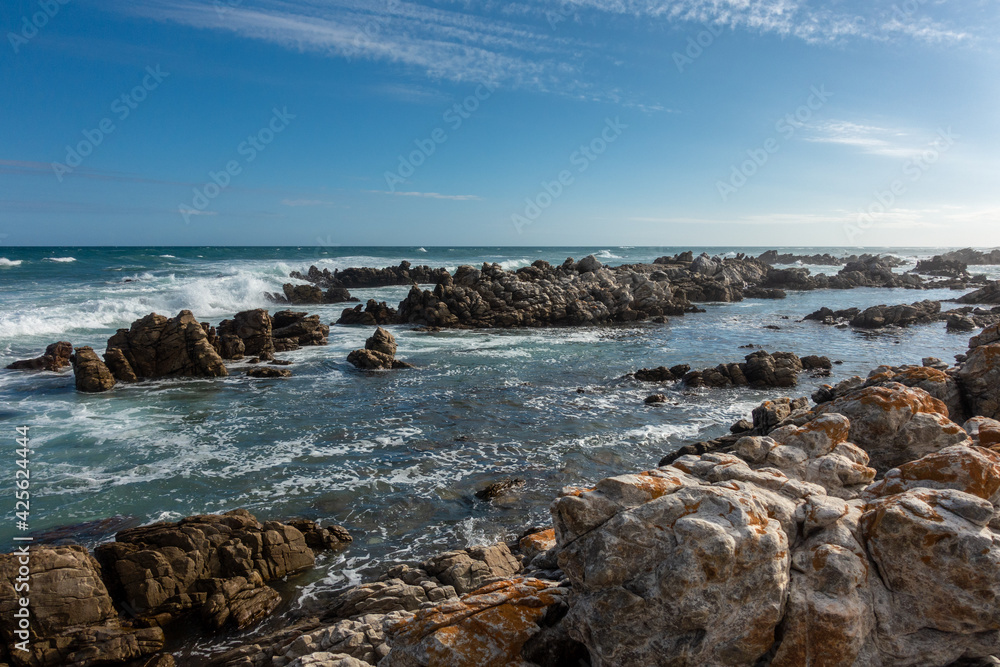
[0,245,992,636]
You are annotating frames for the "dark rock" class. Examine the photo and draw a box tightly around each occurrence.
[475,478,526,500]
[72,346,116,392]
[644,393,669,404]
[246,367,292,378]
[289,261,451,289]
[5,341,73,372]
[103,348,139,383]
[730,419,753,434]
[271,311,328,347]
[849,300,940,328]
[217,309,274,359]
[347,328,413,370]
[286,519,352,552]
[95,510,316,631]
[957,281,1000,304]
[107,311,228,379]
[0,545,165,666]
[337,299,398,326]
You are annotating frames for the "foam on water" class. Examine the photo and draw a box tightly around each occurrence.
[44,256,76,262]
[0,258,23,267]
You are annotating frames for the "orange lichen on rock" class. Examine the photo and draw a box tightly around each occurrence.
[865,446,1000,503]
[518,529,555,562]
[853,384,949,418]
[386,577,566,667]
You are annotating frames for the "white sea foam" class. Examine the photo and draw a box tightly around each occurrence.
[498,258,532,270]
[416,247,427,252]
[0,258,23,267]
[595,249,622,259]
[45,256,76,262]
[159,254,176,258]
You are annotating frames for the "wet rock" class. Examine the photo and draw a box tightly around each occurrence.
[914,256,970,278]
[576,254,603,273]
[644,393,669,404]
[287,520,353,552]
[217,309,274,359]
[336,299,398,326]
[269,284,359,305]
[347,328,413,370]
[849,300,941,328]
[803,306,860,324]
[751,396,811,434]
[956,324,1000,420]
[948,313,978,331]
[5,341,73,372]
[0,545,164,666]
[95,510,318,630]
[474,478,525,500]
[958,281,1000,304]
[272,310,329,347]
[290,261,451,289]
[72,346,116,392]
[743,286,786,299]
[106,310,228,379]
[246,367,292,378]
[631,364,689,382]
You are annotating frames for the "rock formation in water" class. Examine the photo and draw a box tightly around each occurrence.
[290,261,452,289]
[631,350,831,389]
[347,327,414,370]
[5,341,73,372]
[104,310,228,381]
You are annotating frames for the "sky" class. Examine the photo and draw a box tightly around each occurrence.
[1,0,999,247]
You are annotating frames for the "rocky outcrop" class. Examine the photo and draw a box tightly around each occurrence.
[914,255,969,278]
[803,306,860,324]
[216,309,274,360]
[290,261,451,289]
[72,346,116,392]
[272,310,329,351]
[813,383,969,473]
[956,323,1000,420]
[849,299,940,328]
[0,545,165,666]
[5,341,72,371]
[95,510,348,631]
[682,350,830,389]
[347,327,413,370]
[246,366,292,378]
[337,300,398,326]
[105,310,228,380]
[268,283,359,305]
[937,247,1000,265]
[958,280,1000,304]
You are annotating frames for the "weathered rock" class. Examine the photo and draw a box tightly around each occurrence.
[217,309,274,359]
[272,310,329,347]
[382,578,569,667]
[95,510,320,630]
[103,347,139,382]
[958,281,1000,304]
[553,459,795,666]
[751,397,811,435]
[964,417,1000,450]
[72,346,116,392]
[814,383,970,473]
[679,351,811,390]
[5,341,73,372]
[106,310,228,379]
[803,306,860,324]
[849,300,941,328]
[287,519,353,552]
[290,261,451,289]
[644,393,668,404]
[337,300,398,326]
[0,545,164,666]
[347,328,413,370]
[956,325,1000,420]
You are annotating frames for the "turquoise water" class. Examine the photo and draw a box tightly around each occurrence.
[0,246,992,607]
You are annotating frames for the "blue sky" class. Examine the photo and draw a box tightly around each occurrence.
[2,0,998,247]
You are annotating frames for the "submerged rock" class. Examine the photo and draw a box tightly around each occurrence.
[475,477,525,500]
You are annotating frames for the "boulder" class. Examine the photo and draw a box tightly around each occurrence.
[5,341,73,372]
[383,578,569,667]
[814,383,970,473]
[576,254,603,273]
[103,348,139,382]
[71,346,116,392]
[849,300,941,328]
[106,310,228,379]
[217,309,274,359]
[474,478,525,501]
[347,328,413,370]
[956,325,1000,420]
[247,367,292,378]
[337,300,398,326]
[272,310,329,347]
[95,510,322,630]
[0,545,164,666]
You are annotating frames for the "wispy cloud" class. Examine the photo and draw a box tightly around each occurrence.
[364,189,480,200]
[110,0,983,101]
[802,120,952,158]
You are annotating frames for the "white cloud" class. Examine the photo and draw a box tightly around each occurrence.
[364,189,481,200]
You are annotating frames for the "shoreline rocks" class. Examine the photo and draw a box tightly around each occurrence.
[5,341,73,372]
[290,261,451,289]
[632,351,830,390]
